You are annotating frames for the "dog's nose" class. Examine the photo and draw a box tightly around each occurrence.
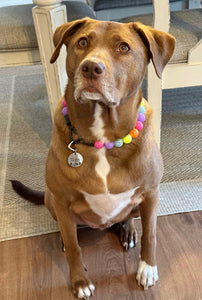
[81,60,105,79]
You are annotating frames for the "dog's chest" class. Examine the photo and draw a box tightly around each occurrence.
[89,103,111,188]
[82,187,138,223]
[78,103,139,224]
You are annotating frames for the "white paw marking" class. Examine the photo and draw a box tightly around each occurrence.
[136,260,158,290]
[129,240,135,248]
[123,239,135,250]
[77,284,95,299]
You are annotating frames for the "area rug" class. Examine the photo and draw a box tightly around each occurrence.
[0,65,201,241]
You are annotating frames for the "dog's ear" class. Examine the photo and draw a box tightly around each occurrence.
[50,18,88,64]
[133,22,175,78]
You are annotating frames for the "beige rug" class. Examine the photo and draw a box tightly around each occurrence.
[0,65,201,241]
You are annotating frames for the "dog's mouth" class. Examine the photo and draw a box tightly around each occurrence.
[75,86,118,107]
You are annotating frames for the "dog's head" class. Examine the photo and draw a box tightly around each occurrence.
[51,18,175,107]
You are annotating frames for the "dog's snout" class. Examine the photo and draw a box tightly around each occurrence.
[81,60,105,79]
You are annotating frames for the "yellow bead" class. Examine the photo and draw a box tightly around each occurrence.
[141,99,144,106]
[123,134,132,144]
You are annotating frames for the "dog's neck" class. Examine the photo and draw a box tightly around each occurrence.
[63,85,143,144]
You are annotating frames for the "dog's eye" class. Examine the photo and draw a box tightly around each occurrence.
[78,38,88,48]
[119,43,130,53]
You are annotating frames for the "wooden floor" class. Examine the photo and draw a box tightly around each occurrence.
[0,211,201,300]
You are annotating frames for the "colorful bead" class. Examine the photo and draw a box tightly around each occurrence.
[94,140,104,149]
[105,142,114,149]
[138,113,146,123]
[123,134,132,144]
[62,97,146,151]
[62,107,68,116]
[130,128,139,138]
[135,121,143,131]
[139,106,146,114]
[114,139,123,147]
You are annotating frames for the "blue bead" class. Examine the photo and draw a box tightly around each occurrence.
[114,139,123,147]
[139,106,146,114]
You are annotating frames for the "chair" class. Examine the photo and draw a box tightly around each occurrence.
[0,1,95,121]
[119,0,202,144]
[32,0,202,145]
[0,4,40,67]
[87,0,201,21]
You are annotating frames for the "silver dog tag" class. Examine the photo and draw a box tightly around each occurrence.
[68,141,83,167]
[68,152,83,167]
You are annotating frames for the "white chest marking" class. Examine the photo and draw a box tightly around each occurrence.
[90,103,110,188]
[83,187,139,224]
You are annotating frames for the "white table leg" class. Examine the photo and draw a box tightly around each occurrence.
[147,63,162,147]
[32,0,67,119]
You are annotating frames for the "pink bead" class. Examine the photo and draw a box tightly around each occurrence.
[138,113,146,123]
[62,99,67,107]
[135,121,143,131]
[94,140,104,149]
[62,107,68,116]
[105,142,114,149]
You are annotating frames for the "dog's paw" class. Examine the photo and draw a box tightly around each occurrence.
[136,260,158,290]
[119,218,138,250]
[72,281,95,299]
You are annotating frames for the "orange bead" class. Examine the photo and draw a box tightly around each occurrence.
[130,128,139,138]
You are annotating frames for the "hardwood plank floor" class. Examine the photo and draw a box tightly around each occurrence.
[0,211,201,300]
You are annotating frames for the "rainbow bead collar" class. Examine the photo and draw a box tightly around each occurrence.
[62,99,146,150]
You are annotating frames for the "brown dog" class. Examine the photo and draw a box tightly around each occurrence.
[12,18,175,299]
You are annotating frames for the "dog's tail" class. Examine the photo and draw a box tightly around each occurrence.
[10,180,45,205]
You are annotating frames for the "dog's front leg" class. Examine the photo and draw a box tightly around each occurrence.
[119,218,138,250]
[54,200,95,299]
[136,188,159,290]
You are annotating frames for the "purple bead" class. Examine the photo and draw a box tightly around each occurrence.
[62,107,68,116]
[138,113,146,123]
[105,142,114,149]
